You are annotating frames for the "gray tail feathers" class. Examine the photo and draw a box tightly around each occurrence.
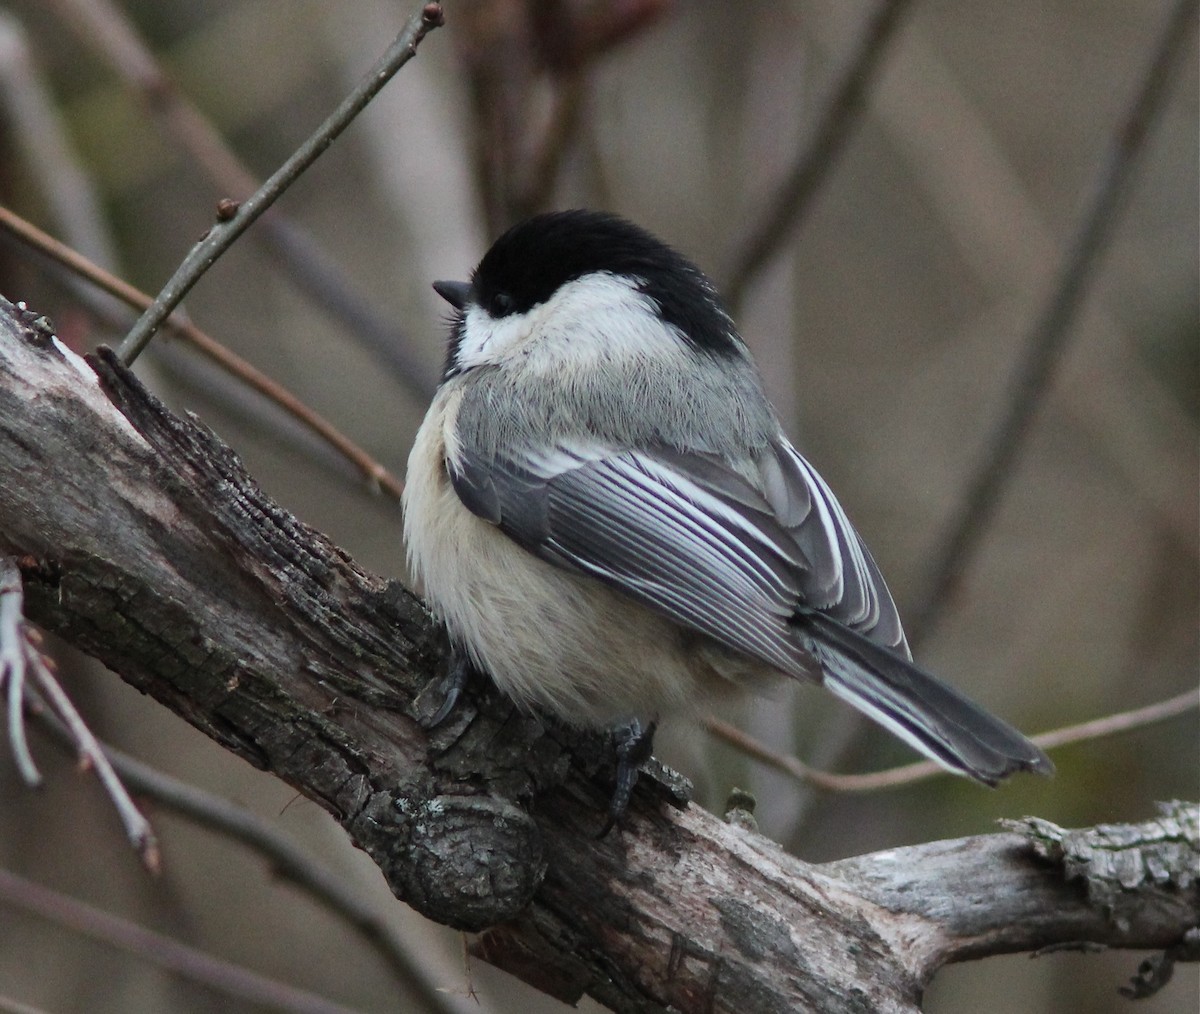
[803,612,1053,785]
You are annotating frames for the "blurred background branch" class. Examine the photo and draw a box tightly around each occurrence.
[907,0,1199,645]
[0,867,366,1014]
[34,718,464,1014]
[784,0,1199,823]
[722,0,915,309]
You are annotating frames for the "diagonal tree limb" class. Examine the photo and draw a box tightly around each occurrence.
[0,296,1195,1012]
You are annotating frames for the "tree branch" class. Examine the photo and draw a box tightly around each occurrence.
[118,1,445,365]
[703,688,1198,793]
[43,0,437,395]
[0,202,404,499]
[829,800,1199,969]
[0,296,1194,1012]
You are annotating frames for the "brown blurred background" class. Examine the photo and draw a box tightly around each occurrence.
[0,1,1196,1011]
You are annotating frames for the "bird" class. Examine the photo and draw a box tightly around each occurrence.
[403,209,1052,821]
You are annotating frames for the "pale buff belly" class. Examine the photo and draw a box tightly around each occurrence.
[403,392,776,727]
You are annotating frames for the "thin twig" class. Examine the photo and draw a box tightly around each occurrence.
[0,204,403,500]
[1028,689,1199,752]
[0,868,364,1014]
[0,223,389,497]
[723,0,915,309]
[2,559,157,865]
[26,659,160,872]
[906,0,1200,645]
[118,2,445,365]
[49,731,461,1014]
[43,0,436,397]
[0,560,39,786]
[705,687,1199,793]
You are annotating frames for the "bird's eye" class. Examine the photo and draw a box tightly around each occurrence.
[488,292,516,317]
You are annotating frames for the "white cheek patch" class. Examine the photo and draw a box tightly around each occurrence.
[450,272,668,374]
[453,305,533,372]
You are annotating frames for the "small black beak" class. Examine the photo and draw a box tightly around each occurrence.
[432,279,471,310]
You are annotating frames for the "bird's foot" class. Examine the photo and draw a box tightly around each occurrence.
[598,717,657,837]
[418,645,478,728]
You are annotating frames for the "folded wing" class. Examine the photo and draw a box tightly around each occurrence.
[448,438,1052,783]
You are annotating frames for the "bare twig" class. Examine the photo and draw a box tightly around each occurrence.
[906,0,1200,644]
[118,2,445,365]
[0,560,39,786]
[723,0,916,308]
[0,868,363,1014]
[26,657,160,872]
[1028,688,1199,752]
[705,687,1199,792]
[3,559,157,866]
[0,204,403,500]
[44,0,436,396]
[0,221,393,497]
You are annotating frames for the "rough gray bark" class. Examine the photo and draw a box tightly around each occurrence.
[1,295,1196,1013]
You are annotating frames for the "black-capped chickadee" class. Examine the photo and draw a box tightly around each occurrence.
[404,209,1052,818]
